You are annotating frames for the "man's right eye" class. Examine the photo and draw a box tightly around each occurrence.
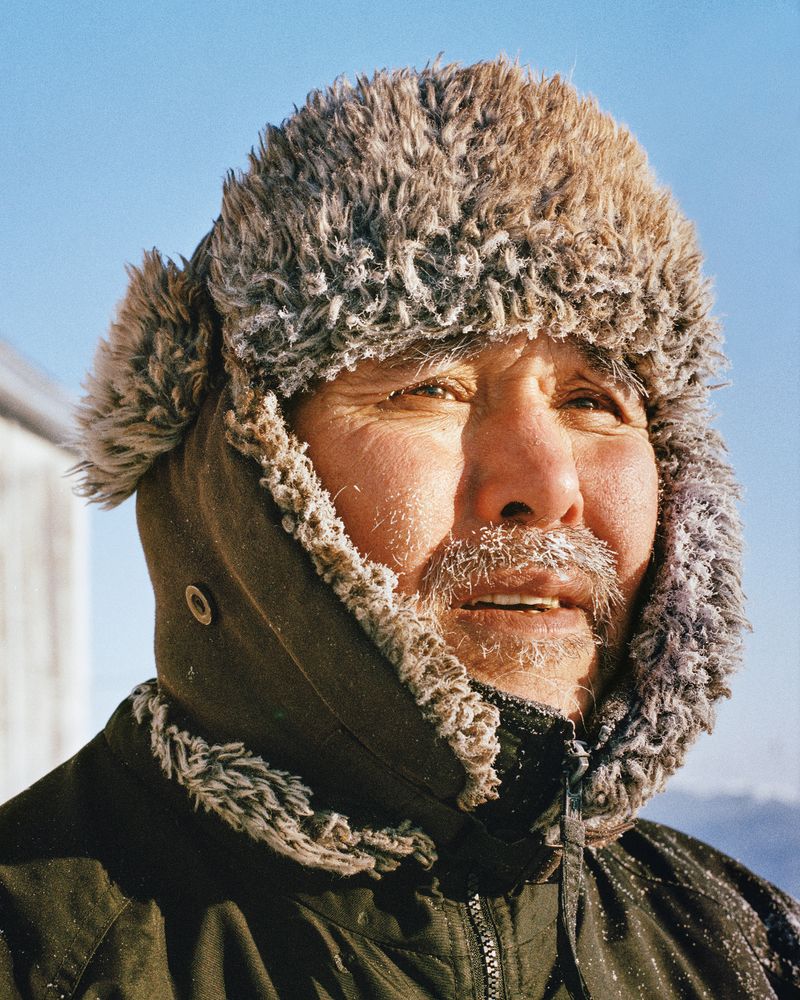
[388,382,458,401]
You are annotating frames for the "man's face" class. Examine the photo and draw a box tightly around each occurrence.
[291,333,658,722]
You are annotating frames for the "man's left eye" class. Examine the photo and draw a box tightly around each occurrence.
[563,394,620,416]
[566,396,604,409]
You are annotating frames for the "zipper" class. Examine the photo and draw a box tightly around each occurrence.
[559,730,600,1000]
[463,727,607,1000]
[465,870,506,1000]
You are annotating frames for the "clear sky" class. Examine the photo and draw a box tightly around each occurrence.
[2,0,798,801]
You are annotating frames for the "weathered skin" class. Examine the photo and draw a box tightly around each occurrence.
[291,333,659,719]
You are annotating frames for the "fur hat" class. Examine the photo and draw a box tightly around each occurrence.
[74,58,746,839]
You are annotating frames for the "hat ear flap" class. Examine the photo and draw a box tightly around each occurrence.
[74,237,221,507]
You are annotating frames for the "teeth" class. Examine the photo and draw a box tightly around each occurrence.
[465,594,561,609]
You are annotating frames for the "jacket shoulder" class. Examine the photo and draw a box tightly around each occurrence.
[0,732,173,998]
[601,818,800,992]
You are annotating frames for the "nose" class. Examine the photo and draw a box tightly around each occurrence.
[468,407,584,529]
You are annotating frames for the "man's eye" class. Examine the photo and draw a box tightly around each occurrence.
[567,396,603,409]
[563,394,620,416]
[389,383,457,401]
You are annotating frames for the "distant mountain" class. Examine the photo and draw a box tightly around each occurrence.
[640,788,799,899]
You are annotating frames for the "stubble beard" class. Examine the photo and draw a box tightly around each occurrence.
[416,525,625,722]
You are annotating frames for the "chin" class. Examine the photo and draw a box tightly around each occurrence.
[442,625,602,720]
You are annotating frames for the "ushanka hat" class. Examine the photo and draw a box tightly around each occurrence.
[74,59,746,853]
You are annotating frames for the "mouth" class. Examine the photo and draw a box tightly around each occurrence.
[451,571,591,614]
[462,594,569,612]
[451,592,590,643]
[445,576,594,640]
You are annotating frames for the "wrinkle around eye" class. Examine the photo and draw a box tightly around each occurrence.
[557,400,641,436]
[564,395,611,410]
[393,385,447,400]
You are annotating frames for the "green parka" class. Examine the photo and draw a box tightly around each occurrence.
[1,694,798,998]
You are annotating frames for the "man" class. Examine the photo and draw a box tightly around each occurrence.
[0,59,797,999]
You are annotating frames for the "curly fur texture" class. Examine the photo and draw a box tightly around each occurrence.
[131,681,437,876]
[208,62,723,408]
[585,418,746,823]
[74,235,219,507]
[78,59,746,864]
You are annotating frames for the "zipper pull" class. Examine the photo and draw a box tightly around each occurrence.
[563,738,590,821]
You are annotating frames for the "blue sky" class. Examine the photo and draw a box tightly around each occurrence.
[2,0,798,800]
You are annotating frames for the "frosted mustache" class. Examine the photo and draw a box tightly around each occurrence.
[419,524,622,627]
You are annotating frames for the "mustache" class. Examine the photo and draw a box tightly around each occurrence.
[418,524,623,628]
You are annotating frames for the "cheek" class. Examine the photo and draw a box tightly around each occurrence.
[304,423,462,589]
[578,439,659,600]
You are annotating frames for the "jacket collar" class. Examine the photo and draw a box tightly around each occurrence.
[111,680,576,886]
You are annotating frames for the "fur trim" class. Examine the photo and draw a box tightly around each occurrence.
[584,413,746,823]
[225,383,501,811]
[73,236,218,507]
[131,680,437,876]
[75,60,725,497]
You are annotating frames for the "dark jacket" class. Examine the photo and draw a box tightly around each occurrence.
[1,695,798,999]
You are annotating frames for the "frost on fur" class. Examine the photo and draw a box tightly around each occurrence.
[131,681,437,876]
[584,414,746,825]
[76,60,728,509]
[209,61,723,406]
[74,244,219,507]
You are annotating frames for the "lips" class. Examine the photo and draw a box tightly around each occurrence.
[451,571,592,615]
[451,604,590,645]
[463,594,563,611]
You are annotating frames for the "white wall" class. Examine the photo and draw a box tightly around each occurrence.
[0,415,89,802]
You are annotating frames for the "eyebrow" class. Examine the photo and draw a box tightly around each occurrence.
[384,333,647,399]
[384,333,484,372]
[577,343,647,398]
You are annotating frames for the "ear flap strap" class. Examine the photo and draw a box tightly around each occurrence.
[557,740,591,1000]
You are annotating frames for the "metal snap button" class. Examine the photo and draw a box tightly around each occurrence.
[185,585,214,626]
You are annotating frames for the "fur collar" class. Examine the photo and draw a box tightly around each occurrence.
[131,680,437,876]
